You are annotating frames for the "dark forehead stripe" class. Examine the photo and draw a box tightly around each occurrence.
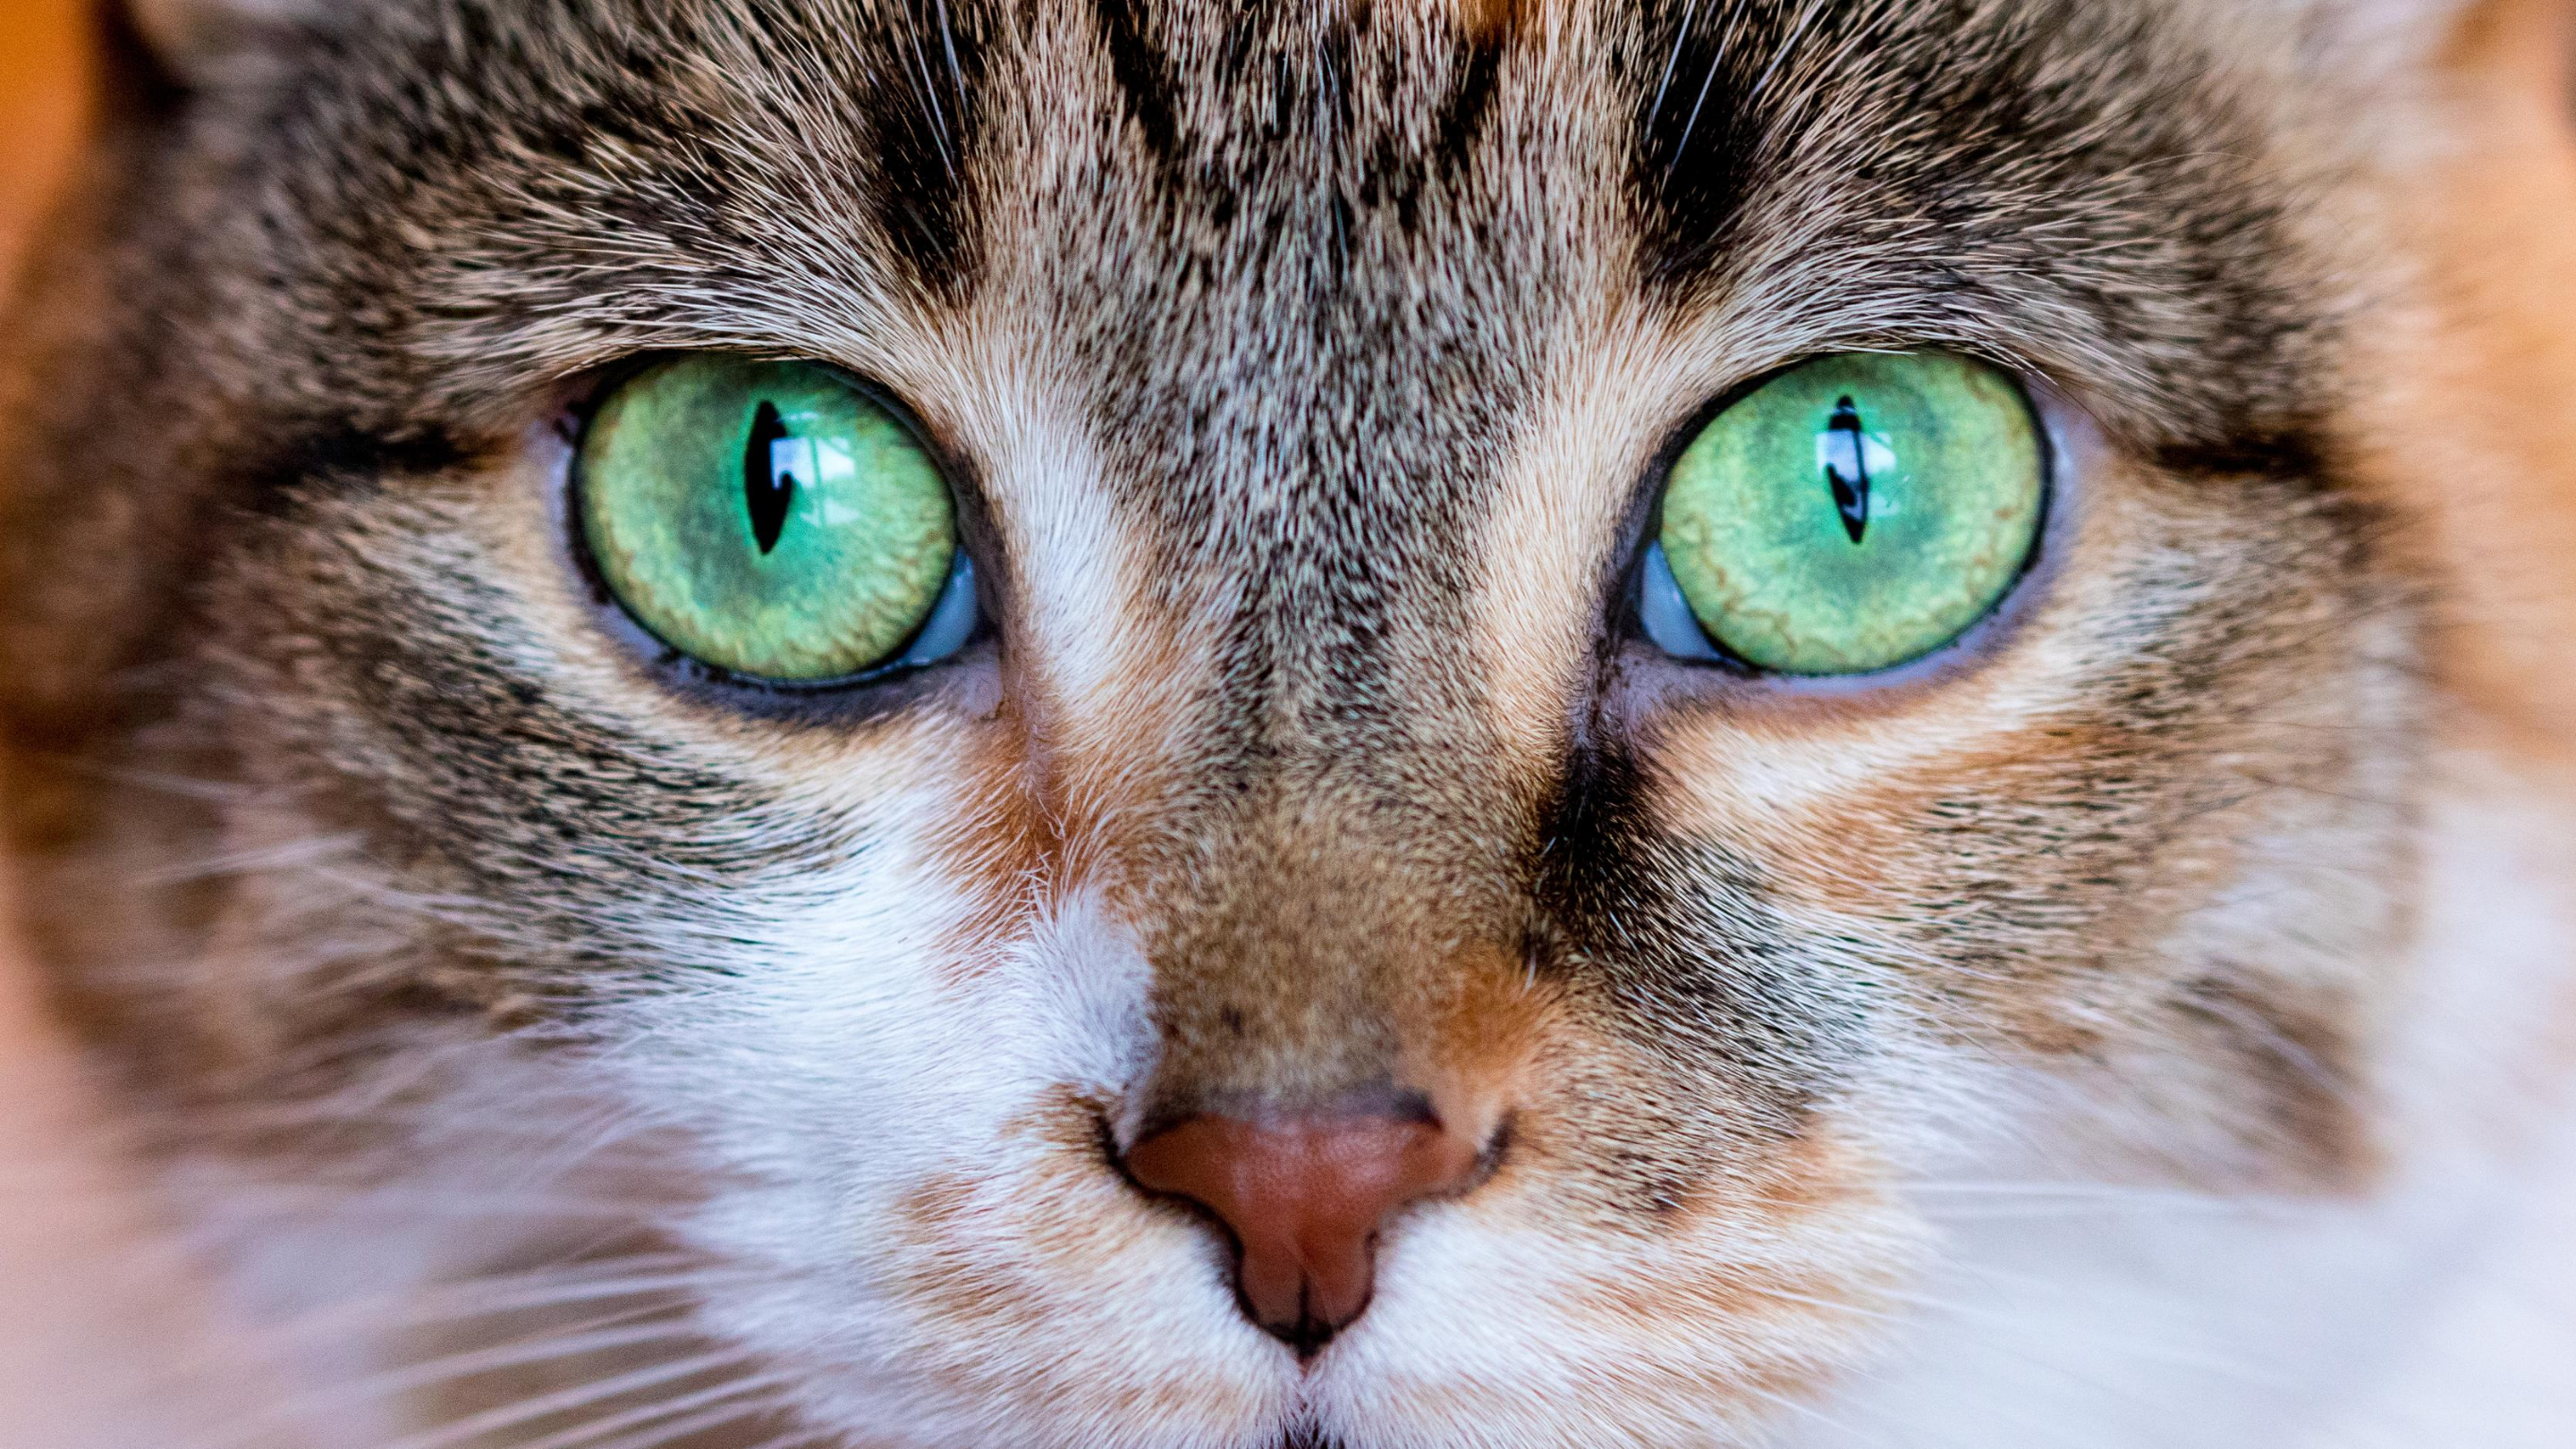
[1088,0,1504,236]
[858,0,996,301]
[1628,0,2334,462]
[1017,4,1562,946]
[1094,0,1185,173]
[1053,2,1545,553]
[1427,28,1503,196]
[1630,0,2078,294]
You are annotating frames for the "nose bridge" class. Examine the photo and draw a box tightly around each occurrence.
[1088,382,1533,1117]
[1137,777,1451,1115]
[1111,748,1540,1352]
[1114,622,1545,1101]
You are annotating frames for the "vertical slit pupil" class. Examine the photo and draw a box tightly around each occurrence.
[1824,395,1870,544]
[745,399,795,555]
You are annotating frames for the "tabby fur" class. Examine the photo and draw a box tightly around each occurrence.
[2,1,2568,1445]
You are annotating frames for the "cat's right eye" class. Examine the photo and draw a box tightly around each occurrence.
[1644,352,2046,676]
[576,356,978,685]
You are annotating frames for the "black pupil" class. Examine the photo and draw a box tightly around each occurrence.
[1824,395,1871,545]
[745,399,795,555]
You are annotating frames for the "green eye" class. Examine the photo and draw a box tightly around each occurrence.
[578,357,967,683]
[1647,352,2045,676]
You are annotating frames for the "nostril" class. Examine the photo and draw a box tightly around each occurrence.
[1120,1097,1488,1354]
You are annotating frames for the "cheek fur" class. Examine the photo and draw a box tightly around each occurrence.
[1637,460,2416,1182]
[1308,1120,1922,1449]
[596,791,1292,1446]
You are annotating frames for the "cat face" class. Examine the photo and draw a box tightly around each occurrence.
[0,0,2429,1445]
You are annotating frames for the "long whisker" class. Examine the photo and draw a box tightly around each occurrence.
[1901,1180,2282,1208]
[500,1371,792,1449]
[234,1312,705,1436]
[206,1187,683,1220]
[1669,0,1753,168]
[253,1258,751,1347]
[1739,1381,1901,1449]
[1869,1281,2290,1387]
[369,1348,758,1449]
[1648,0,1701,120]
[131,832,368,887]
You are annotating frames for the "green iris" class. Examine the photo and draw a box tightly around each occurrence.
[579,357,958,682]
[1655,352,2044,675]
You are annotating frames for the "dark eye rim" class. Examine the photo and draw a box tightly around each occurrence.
[1616,349,2060,682]
[562,351,996,700]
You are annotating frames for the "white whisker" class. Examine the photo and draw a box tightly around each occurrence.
[369,1348,756,1449]
[1741,1381,1901,1449]
[254,1258,751,1347]
[234,1313,705,1437]
[499,1371,789,1449]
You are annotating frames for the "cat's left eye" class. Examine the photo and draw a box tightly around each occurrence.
[577,356,979,686]
[1640,352,2046,677]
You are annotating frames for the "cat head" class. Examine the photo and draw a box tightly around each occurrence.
[0,0,2495,1444]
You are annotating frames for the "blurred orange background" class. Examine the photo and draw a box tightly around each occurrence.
[0,0,94,285]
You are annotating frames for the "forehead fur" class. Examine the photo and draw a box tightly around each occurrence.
[140,0,2337,435]
[4,0,2360,723]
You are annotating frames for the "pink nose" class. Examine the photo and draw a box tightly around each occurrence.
[1121,1099,1487,1353]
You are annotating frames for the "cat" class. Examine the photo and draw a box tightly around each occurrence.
[4,0,2574,1445]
